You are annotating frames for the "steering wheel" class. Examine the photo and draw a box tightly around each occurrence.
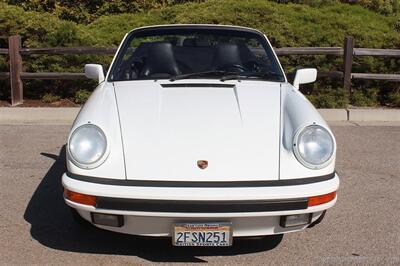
[176,60,193,74]
[243,60,262,72]
[217,64,247,73]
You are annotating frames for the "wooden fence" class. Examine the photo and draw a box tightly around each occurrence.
[0,35,399,106]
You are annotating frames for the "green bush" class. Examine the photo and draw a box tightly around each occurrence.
[74,89,91,104]
[270,0,400,15]
[394,17,400,31]
[4,0,399,22]
[350,87,380,107]
[307,87,349,108]
[1,0,206,24]
[349,0,399,15]
[0,0,399,107]
[80,0,400,47]
[382,88,400,107]
[41,93,61,103]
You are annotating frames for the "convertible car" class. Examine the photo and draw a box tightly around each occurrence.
[62,24,339,246]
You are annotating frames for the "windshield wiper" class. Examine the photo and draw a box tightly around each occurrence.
[220,72,284,82]
[170,70,238,81]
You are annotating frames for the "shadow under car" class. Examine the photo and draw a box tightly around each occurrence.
[24,146,283,263]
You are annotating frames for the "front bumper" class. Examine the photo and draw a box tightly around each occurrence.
[62,173,339,236]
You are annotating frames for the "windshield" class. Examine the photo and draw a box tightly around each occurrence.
[109,26,285,82]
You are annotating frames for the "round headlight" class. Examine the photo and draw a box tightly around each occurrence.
[68,124,107,167]
[293,125,334,169]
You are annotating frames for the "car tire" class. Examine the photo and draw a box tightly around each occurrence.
[69,207,92,228]
[308,210,326,228]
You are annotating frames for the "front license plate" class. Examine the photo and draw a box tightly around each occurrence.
[173,223,232,247]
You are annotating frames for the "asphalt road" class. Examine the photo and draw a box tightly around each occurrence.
[0,123,399,265]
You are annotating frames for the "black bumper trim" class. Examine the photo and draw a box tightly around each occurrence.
[95,198,308,213]
[66,172,335,188]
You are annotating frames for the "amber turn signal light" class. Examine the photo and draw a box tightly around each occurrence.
[308,191,336,207]
[64,189,96,206]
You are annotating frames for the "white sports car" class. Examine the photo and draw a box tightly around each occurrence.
[63,24,339,247]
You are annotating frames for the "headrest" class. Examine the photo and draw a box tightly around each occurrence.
[212,43,242,69]
[183,38,196,46]
[140,42,181,78]
[196,38,210,47]
[182,38,211,47]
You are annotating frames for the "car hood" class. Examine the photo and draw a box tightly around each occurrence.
[114,80,281,181]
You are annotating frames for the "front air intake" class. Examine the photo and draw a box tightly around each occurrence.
[161,83,235,88]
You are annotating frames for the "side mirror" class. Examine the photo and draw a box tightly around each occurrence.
[85,64,105,83]
[293,68,317,90]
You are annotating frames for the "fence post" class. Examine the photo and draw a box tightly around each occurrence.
[343,36,354,95]
[8,35,23,106]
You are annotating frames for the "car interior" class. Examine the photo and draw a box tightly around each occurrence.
[111,36,280,81]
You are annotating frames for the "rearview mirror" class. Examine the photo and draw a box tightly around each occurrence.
[85,64,105,83]
[293,68,317,90]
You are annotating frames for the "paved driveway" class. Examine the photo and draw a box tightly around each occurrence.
[0,123,399,265]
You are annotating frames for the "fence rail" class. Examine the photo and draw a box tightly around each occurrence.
[0,35,399,106]
[351,73,400,81]
[275,47,343,56]
[20,72,87,80]
[19,47,117,55]
[353,48,400,57]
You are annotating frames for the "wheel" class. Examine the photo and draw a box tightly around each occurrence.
[308,210,326,228]
[69,207,92,228]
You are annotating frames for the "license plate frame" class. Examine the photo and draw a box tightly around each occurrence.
[172,222,233,247]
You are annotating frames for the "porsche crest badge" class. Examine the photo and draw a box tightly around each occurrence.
[197,160,208,169]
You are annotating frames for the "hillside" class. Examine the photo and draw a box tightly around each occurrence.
[0,0,399,107]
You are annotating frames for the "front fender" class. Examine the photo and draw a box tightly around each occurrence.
[67,82,126,180]
[279,84,336,179]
